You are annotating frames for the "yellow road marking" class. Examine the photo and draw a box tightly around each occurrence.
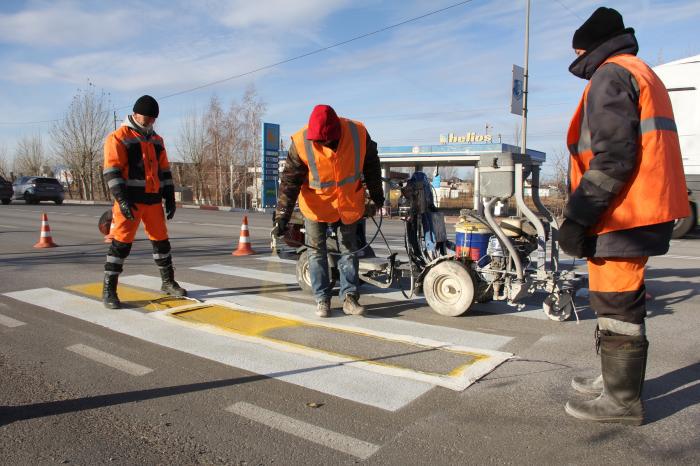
[66,283,192,311]
[173,305,486,376]
[171,305,302,335]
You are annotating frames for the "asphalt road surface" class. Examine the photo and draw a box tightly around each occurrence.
[1,202,698,465]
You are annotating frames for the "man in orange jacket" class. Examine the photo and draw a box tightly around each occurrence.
[559,8,689,425]
[274,105,384,318]
[101,95,187,308]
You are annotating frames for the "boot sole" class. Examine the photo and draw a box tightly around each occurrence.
[161,289,187,297]
[564,402,643,426]
[103,302,121,309]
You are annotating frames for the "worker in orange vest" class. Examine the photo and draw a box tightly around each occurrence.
[274,105,384,317]
[101,95,187,309]
[559,7,689,425]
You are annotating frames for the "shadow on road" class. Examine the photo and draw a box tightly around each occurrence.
[645,361,700,423]
[0,346,446,428]
[644,267,699,317]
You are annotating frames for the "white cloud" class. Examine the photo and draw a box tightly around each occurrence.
[210,0,351,29]
[0,2,133,47]
[4,38,284,97]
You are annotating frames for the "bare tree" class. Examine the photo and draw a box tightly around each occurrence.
[226,99,244,207]
[240,84,267,208]
[14,134,48,176]
[0,144,11,178]
[50,81,111,200]
[175,109,209,203]
[544,148,569,195]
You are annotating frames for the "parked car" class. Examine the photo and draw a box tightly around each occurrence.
[12,176,64,204]
[0,176,12,204]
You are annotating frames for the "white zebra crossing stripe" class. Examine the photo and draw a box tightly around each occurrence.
[226,402,380,460]
[0,312,26,328]
[66,344,153,376]
[192,264,297,285]
[3,287,433,411]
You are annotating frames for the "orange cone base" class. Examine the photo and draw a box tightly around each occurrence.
[34,239,58,248]
[232,243,255,256]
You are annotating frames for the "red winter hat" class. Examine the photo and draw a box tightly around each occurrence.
[306,105,341,141]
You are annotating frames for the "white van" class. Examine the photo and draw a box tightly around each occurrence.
[653,55,699,237]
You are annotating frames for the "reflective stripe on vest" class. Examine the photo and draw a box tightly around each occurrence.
[304,121,362,190]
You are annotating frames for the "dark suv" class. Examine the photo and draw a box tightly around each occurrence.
[13,176,64,204]
[0,176,12,204]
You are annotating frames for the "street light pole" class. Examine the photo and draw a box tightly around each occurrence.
[521,0,530,158]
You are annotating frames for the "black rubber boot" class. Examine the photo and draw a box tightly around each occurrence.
[102,273,121,309]
[159,265,187,297]
[571,374,604,396]
[565,333,648,425]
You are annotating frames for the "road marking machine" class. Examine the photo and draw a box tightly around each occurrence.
[272,152,584,321]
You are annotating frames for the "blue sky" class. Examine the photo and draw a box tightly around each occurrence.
[1,0,699,174]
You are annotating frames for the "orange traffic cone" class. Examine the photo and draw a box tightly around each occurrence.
[34,212,58,248]
[104,218,115,243]
[232,215,256,256]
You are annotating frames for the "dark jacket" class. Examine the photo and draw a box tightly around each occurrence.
[566,32,674,257]
[276,131,383,222]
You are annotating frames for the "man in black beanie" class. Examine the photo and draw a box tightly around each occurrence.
[559,7,689,425]
[101,95,187,308]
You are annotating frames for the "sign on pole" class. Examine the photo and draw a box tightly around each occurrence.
[511,65,524,116]
[261,123,280,209]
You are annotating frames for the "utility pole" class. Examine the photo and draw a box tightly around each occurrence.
[113,111,118,130]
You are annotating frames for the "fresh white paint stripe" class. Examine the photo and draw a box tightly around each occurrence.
[66,344,153,376]
[120,275,512,351]
[192,264,297,285]
[226,402,380,460]
[4,287,431,411]
[0,313,26,328]
[653,254,700,261]
[256,256,297,265]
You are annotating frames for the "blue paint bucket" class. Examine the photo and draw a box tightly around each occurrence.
[455,222,491,261]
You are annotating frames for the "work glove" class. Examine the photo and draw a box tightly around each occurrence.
[370,192,385,208]
[116,197,137,221]
[272,217,289,237]
[165,197,176,220]
[558,218,589,258]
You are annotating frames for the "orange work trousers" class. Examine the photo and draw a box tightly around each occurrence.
[112,202,168,244]
[587,257,648,324]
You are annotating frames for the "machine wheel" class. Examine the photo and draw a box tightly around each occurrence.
[423,261,475,317]
[1,198,10,205]
[54,199,63,205]
[543,292,574,321]
[672,205,696,238]
[296,250,336,294]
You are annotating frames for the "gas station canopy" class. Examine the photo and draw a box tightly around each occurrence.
[377,143,546,167]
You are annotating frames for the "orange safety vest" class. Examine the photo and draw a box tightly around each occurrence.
[291,118,367,224]
[567,54,689,235]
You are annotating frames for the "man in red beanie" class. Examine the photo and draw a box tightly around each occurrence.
[274,105,384,317]
[560,7,688,425]
[101,95,186,309]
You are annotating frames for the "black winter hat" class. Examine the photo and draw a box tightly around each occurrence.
[133,95,159,118]
[572,7,631,50]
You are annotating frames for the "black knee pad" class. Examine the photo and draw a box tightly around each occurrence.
[108,239,132,258]
[106,240,132,273]
[150,239,171,255]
